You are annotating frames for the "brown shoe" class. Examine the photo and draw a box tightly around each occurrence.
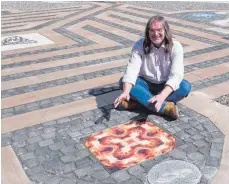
[116,99,138,111]
[160,102,179,119]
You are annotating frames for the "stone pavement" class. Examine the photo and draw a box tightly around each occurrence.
[1,1,229,184]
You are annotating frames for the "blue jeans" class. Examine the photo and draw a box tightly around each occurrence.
[119,77,192,112]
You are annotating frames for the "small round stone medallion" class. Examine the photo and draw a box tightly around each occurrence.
[146,160,201,184]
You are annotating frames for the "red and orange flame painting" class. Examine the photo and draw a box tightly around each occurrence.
[85,121,175,173]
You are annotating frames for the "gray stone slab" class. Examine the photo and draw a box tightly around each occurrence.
[82,120,95,128]
[76,149,90,159]
[80,127,94,135]
[62,163,76,174]
[59,178,76,184]
[169,148,188,160]
[210,131,224,139]
[91,169,110,180]
[182,144,198,154]
[193,140,209,148]
[57,117,71,124]
[39,139,54,147]
[199,146,211,156]
[211,138,224,143]
[206,157,221,167]
[12,140,26,148]
[75,157,93,168]
[49,141,65,151]
[211,143,224,151]
[43,126,56,133]
[45,176,63,184]
[128,165,146,180]
[42,132,56,139]
[92,123,106,131]
[27,166,45,177]
[12,133,28,142]
[20,152,36,161]
[30,173,51,183]
[23,159,39,169]
[74,166,93,178]
[25,143,39,152]
[28,130,43,137]
[104,177,117,184]
[1,132,13,139]
[209,150,222,159]
[60,146,77,155]
[1,138,12,146]
[201,166,218,183]
[27,136,42,144]
[43,158,63,174]
[112,170,131,183]
[68,130,81,138]
[15,148,28,155]
[187,152,205,161]
[34,146,50,156]
[60,155,78,163]
[175,131,191,140]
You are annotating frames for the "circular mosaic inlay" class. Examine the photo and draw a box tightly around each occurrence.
[147,160,202,184]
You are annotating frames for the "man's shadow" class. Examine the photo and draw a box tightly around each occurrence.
[89,86,175,125]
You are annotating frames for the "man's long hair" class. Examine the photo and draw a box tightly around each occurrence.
[143,15,173,54]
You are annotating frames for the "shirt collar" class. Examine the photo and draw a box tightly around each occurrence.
[151,42,166,50]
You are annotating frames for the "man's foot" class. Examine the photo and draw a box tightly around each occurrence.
[115,99,138,111]
[160,102,179,119]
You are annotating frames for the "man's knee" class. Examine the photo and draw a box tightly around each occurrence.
[180,80,192,97]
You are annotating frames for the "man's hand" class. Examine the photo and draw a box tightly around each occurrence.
[148,94,165,112]
[114,93,130,108]
[148,85,174,112]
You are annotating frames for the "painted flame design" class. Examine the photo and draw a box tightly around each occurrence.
[85,121,175,171]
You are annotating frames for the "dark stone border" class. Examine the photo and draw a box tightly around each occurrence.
[191,72,229,91]
[1,66,126,99]
[1,45,125,69]
[2,53,128,82]
[1,24,26,30]
[83,25,135,46]
[1,14,58,25]
[1,4,97,34]
[1,42,93,60]
[1,6,82,18]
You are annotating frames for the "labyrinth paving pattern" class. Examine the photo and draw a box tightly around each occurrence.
[1,2,229,184]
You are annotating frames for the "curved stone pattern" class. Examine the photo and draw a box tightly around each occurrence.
[1,1,228,184]
[147,160,201,184]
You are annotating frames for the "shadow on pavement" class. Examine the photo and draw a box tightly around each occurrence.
[89,86,175,125]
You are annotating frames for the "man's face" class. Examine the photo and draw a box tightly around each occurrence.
[149,20,165,47]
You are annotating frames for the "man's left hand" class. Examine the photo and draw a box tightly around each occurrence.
[148,95,165,112]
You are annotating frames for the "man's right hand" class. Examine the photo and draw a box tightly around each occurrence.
[114,93,130,108]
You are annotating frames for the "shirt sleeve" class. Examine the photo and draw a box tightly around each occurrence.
[122,40,143,85]
[165,41,184,91]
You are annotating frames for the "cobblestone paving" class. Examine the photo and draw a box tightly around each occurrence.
[1,104,225,184]
[1,1,229,184]
[215,94,229,107]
